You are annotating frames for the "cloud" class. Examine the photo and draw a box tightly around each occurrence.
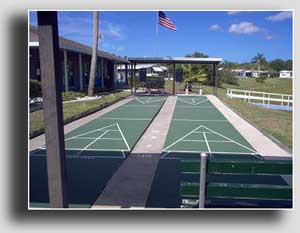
[102,43,124,52]
[229,21,261,34]
[209,24,222,31]
[265,11,292,22]
[57,13,126,42]
[265,35,273,40]
[227,11,240,15]
[101,21,126,40]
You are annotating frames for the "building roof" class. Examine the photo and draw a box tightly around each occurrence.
[118,64,169,70]
[128,57,222,64]
[29,26,129,64]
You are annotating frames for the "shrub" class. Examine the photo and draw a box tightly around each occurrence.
[30,80,42,98]
[219,70,239,85]
[128,76,142,89]
[255,75,267,83]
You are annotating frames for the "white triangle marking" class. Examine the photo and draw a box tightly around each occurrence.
[163,125,256,154]
[178,98,209,106]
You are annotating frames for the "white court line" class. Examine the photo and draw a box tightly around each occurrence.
[161,151,171,158]
[135,97,165,105]
[203,132,212,154]
[135,98,146,104]
[193,131,213,134]
[199,125,257,154]
[181,139,231,143]
[173,119,227,122]
[178,98,209,106]
[162,150,257,155]
[77,130,109,155]
[99,118,152,121]
[163,126,203,151]
[65,123,117,141]
[100,138,123,140]
[122,105,160,107]
[30,153,125,159]
[175,106,215,108]
[116,123,131,151]
[66,148,130,152]
[68,137,123,141]
[163,125,257,154]
[122,150,126,158]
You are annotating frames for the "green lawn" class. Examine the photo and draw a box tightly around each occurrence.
[30,91,131,136]
[164,78,292,149]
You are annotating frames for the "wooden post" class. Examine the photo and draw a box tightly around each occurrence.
[63,50,68,92]
[173,62,176,95]
[37,11,68,208]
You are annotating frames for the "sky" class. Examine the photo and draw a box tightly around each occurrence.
[29,11,293,63]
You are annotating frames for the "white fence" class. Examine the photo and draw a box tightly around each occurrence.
[226,88,293,106]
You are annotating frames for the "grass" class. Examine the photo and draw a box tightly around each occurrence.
[30,90,131,136]
[62,91,86,102]
[164,78,292,149]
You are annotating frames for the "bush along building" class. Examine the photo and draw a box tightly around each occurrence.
[29,26,129,93]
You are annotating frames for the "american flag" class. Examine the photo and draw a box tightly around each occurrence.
[158,11,177,30]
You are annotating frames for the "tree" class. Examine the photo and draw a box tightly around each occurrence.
[286,59,293,70]
[269,59,286,72]
[88,11,99,97]
[251,53,266,71]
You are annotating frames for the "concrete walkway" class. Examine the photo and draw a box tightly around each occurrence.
[92,96,177,208]
[208,95,291,157]
[30,96,135,151]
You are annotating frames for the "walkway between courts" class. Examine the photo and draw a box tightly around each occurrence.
[92,96,177,208]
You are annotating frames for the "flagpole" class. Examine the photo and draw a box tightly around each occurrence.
[155,11,158,57]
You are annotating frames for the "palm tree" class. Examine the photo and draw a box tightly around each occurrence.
[181,64,207,83]
[251,53,266,71]
[88,11,99,97]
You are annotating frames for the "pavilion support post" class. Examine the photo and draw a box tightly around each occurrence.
[125,63,128,85]
[173,62,176,95]
[37,11,68,208]
[101,58,104,88]
[134,63,136,94]
[213,63,217,96]
[130,63,133,95]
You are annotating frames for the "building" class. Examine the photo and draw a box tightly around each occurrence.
[231,69,268,78]
[29,26,129,92]
[279,70,293,78]
[117,64,167,79]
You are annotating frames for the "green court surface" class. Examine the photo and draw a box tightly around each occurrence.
[31,96,166,159]
[29,96,166,207]
[162,96,258,160]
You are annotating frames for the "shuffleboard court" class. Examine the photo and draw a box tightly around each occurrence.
[162,96,259,160]
[29,96,166,207]
[30,96,166,159]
